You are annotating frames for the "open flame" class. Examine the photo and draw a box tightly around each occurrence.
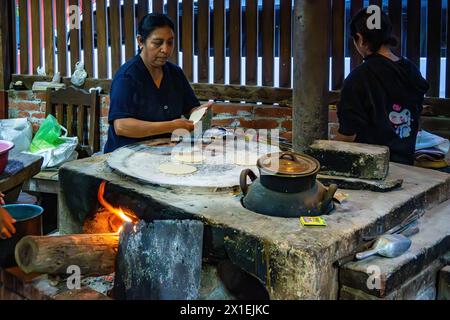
[98,181,139,233]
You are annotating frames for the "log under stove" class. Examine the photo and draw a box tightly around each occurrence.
[57,141,450,299]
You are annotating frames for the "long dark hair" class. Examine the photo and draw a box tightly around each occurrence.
[137,13,175,53]
[350,8,398,53]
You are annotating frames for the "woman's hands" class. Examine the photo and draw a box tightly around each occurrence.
[0,192,16,240]
[171,119,195,132]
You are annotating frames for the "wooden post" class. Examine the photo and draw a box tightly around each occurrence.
[292,0,331,151]
[0,0,14,119]
[0,0,14,90]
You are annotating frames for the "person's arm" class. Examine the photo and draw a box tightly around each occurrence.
[114,118,194,138]
[335,132,356,142]
[0,192,16,239]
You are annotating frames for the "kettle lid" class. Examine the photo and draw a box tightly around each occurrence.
[257,151,320,176]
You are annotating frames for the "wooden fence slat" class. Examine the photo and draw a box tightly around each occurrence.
[182,0,194,81]
[426,0,442,97]
[19,0,29,74]
[350,0,363,71]
[82,0,94,77]
[56,0,67,76]
[369,0,383,8]
[152,0,163,13]
[167,0,179,65]
[124,0,136,61]
[11,0,17,74]
[67,104,74,136]
[279,0,291,88]
[96,0,108,78]
[89,93,100,153]
[30,0,41,74]
[77,105,84,144]
[388,0,402,56]
[245,0,257,85]
[110,0,122,77]
[0,0,15,90]
[45,88,53,116]
[406,0,421,67]
[213,0,225,83]
[229,0,241,84]
[68,0,80,74]
[262,0,274,86]
[137,0,149,26]
[332,0,345,90]
[197,0,209,83]
[56,104,63,125]
[43,0,54,76]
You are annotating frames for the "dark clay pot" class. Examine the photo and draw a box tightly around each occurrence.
[240,152,338,218]
[0,204,43,268]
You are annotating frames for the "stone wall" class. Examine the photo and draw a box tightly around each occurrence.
[7,89,339,151]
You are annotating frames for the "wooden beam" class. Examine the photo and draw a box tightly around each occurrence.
[12,74,294,105]
[293,0,330,151]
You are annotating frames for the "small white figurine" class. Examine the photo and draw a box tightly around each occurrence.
[37,66,46,76]
[71,61,88,87]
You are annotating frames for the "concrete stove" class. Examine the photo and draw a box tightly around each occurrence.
[58,154,450,299]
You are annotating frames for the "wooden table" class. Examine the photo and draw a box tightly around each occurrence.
[22,169,59,195]
[0,153,43,201]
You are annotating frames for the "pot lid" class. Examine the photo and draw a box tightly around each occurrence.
[257,152,320,176]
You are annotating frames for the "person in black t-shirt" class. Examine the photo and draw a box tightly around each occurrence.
[336,8,429,165]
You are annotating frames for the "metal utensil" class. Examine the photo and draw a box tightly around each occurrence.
[362,209,424,241]
[355,234,412,260]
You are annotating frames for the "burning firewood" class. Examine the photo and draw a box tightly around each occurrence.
[14,234,119,276]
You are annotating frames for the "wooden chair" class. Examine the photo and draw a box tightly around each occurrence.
[23,86,100,234]
[45,86,100,157]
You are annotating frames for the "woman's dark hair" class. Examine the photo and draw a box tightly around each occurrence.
[138,13,175,52]
[350,8,398,53]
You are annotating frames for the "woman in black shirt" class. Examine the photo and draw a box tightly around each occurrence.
[336,8,429,165]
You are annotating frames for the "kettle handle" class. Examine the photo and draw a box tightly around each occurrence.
[279,152,299,163]
[240,169,257,196]
[320,184,338,215]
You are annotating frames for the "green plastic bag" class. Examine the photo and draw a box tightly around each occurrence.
[29,114,66,153]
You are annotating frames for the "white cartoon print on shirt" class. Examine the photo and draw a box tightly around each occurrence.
[389,104,411,139]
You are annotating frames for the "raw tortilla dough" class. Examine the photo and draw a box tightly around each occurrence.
[158,162,198,175]
[174,152,204,163]
[189,107,208,124]
[234,153,259,166]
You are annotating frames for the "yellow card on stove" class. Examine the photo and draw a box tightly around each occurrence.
[300,216,327,227]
